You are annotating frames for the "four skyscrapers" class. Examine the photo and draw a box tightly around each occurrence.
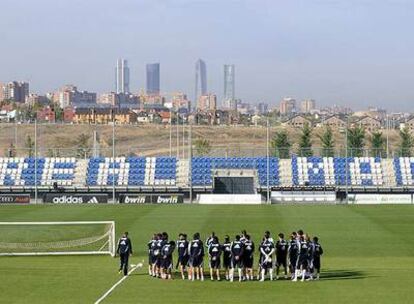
[115,59,236,110]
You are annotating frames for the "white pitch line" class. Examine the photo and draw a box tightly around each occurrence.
[94,263,141,304]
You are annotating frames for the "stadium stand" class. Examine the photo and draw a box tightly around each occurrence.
[1,156,414,188]
[191,157,279,187]
[85,157,177,186]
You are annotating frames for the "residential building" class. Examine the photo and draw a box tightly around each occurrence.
[353,116,381,131]
[279,97,296,115]
[140,93,165,108]
[236,100,252,115]
[170,92,190,111]
[322,115,346,129]
[98,92,139,109]
[26,94,49,106]
[73,108,137,124]
[402,116,414,131]
[1,81,29,103]
[197,94,217,112]
[98,92,118,106]
[63,107,75,123]
[282,114,312,128]
[301,99,316,113]
[36,106,55,122]
[58,85,96,108]
[257,102,269,114]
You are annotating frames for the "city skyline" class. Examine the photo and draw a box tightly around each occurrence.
[1,1,414,111]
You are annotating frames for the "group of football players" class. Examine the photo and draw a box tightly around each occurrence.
[147,229,323,282]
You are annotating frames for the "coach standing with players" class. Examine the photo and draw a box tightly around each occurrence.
[117,232,133,276]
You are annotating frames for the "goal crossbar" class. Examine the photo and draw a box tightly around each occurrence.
[0,221,116,257]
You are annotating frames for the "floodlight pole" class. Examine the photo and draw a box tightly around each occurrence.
[14,122,18,148]
[386,114,389,158]
[345,116,349,204]
[266,118,270,204]
[169,109,172,157]
[112,112,116,204]
[182,115,185,159]
[34,119,38,204]
[176,111,179,158]
[189,123,193,203]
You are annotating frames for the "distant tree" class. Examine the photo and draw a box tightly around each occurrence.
[127,151,137,157]
[399,127,413,157]
[194,138,212,156]
[239,115,251,126]
[271,130,291,158]
[370,131,385,157]
[54,105,64,122]
[298,123,312,156]
[25,135,34,157]
[5,142,17,157]
[76,133,91,158]
[47,149,55,157]
[347,126,365,157]
[318,127,335,157]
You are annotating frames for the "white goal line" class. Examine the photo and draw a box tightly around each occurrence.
[0,221,115,225]
[0,251,112,257]
[94,262,143,304]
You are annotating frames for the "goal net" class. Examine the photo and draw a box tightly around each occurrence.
[0,221,115,257]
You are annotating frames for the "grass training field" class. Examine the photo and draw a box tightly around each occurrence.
[0,204,413,304]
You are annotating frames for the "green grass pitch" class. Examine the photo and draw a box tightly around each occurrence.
[0,204,413,304]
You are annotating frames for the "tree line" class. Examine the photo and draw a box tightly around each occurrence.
[272,124,414,158]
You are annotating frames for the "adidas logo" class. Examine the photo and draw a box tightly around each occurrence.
[87,197,99,204]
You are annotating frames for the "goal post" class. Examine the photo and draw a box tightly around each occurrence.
[0,221,116,257]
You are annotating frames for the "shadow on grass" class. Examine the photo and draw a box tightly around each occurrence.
[131,269,370,281]
[129,272,150,277]
[322,269,368,281]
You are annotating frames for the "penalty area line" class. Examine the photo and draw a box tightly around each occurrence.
[94,263,141,304]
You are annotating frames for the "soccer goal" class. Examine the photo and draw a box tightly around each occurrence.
[0,221,116,257]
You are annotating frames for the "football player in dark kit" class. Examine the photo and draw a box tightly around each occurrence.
[208,236,221,281]
[275,233,288,280]
[205,231,216,248]
[176,233,189,280]
[230,235,244,282]
[240,230,248,243]
[160,240,176,280]
[293,234,310,282]
[205,232,216,273]
[311,236,323,280]
[288,231,298,280]
[221,235,232,281]
[147,234,158,276]
[153,232,168,278]
[256,237,265,280]
[243,234,255,281]
[117,232,133,276]
[259,233,275,281]
[151,233,162,277]
[188,232,204,281]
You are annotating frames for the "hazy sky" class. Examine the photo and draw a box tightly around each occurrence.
[1,0,414,110]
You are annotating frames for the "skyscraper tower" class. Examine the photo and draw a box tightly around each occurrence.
[223,64,236,110]
[146,63,160,95]
[115,59,130,94]
[195,59,207,104]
